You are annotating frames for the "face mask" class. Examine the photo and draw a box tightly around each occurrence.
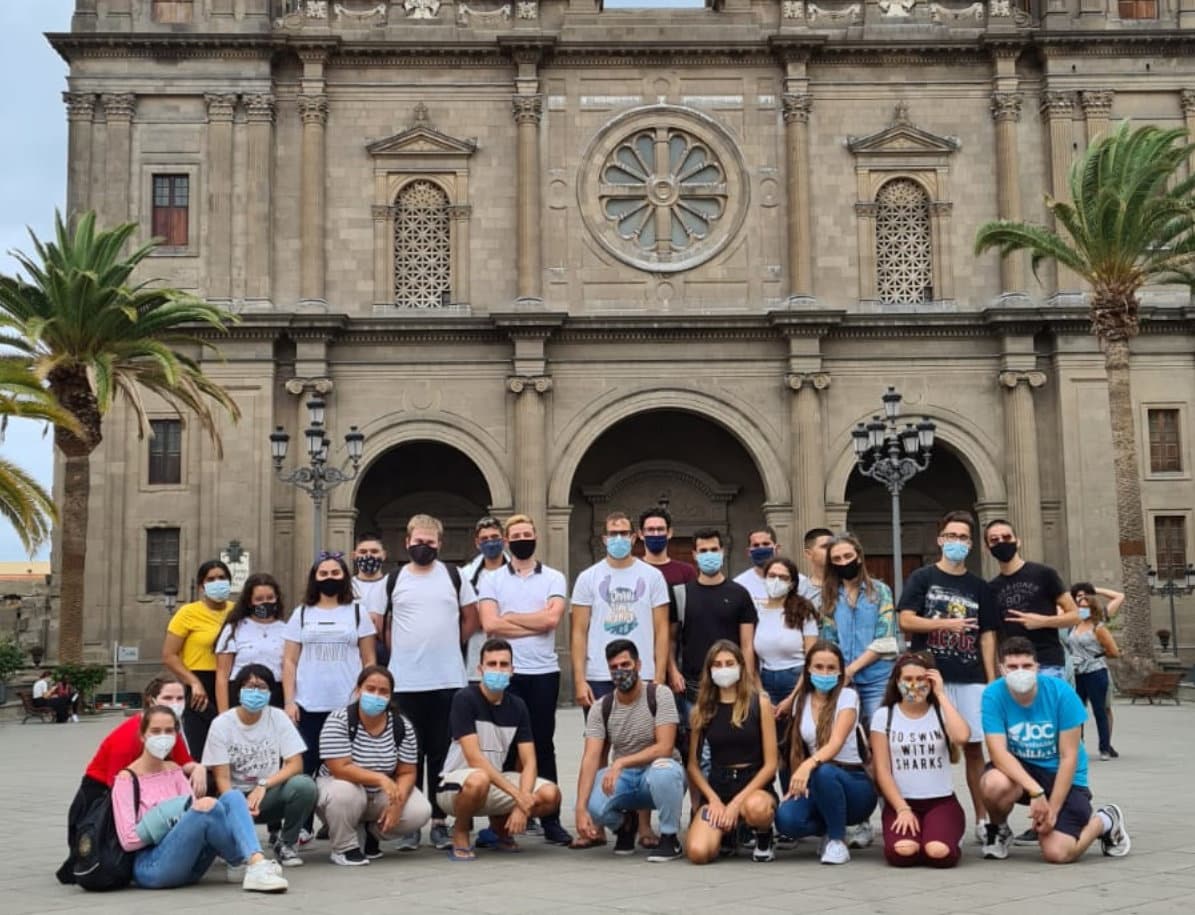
[696,552,724,575]
[165,702,185,721]
[359,692,391,717]
[482,670,511,692]
[251,602,277,620]
[1004,668,1037,695]
[942,541,970,563]
[409,543,438,566]
[989,541,1018,563]
[509,539,537,561]
[610,668,638,693]
[643,534,669,555]
[479,540,505,561]
[354,555,383,576]
[898,681,929,703]
[315,577,343,597]
[145,733,176,760]
[1077,606,1091,621]
[832,559,861,581]
[239,688,270,712]
[749,546,775,568]
[204,580,231,602]
[810,673,839,694]
[764,577,791,600]
[605,535,633,561]
[710,666,741,689]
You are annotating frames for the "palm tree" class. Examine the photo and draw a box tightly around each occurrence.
[0,211,241,663]
[0,358,79,555]
[976,121,1195,671]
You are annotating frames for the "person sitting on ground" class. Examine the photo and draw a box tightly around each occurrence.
[574,638,687,862]
[32,669,73,723]
[111,705,288,892]
[870,652,970,869]
[774,641,878,865]
[979,637,1130,863]
[315,665,432,866]
[203,664,316,868]
[684,640,779,864]
[435,638,562,860]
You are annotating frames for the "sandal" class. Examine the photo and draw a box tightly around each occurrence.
[568,835,608,850]
[447,846,476,862]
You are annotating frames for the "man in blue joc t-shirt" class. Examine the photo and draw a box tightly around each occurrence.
[978,636,1131,863]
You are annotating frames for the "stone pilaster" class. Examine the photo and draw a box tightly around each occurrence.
[244,93,275,308]
[786,371,830,534]
[100,93,136,230]
[1040,91,1079,295]
[990,91,1024,293]
[63,92,97,221]
[298,93,329,306]
[507,375,552,532]
[512,94,544,303]
[1181,90,1195,176]
[998,369,1047,558]
[205,93,237,303]
[782,93,814,299]
[1080,89,1114,145]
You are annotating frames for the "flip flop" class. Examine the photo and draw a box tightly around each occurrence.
[447,846,476,862]
[568,836,607,850]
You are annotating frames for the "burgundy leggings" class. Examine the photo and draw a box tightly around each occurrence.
[881,794,965,868]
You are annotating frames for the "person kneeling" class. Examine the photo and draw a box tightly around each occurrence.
[112,706,287,892]
[435,638,562,860]
[871,653,970,869]
[685,640,778,864]
[574,638,686,862]
[203,664,316,867]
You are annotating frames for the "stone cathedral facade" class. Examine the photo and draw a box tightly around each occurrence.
[51,0,1195,667]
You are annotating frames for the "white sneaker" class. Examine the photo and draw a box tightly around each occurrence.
[820,838,851,865]
[394,830,420,852]
[1098,804,1131,858]
[225,863,245,883]
[974,819,989,845]
[70,714,79,722]
[845,821,873,849]
[242,859,288,893]
[982,823,1013,860]
[296,828,313,847]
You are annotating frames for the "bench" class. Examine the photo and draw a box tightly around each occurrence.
[19,690,56,724]
[1123,672,1183,705]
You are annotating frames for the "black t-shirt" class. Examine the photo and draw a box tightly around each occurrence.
[703,696,764,769]
[988,561,1068,667]
[440,683,533,776]
[899,564,999,684]
[678,579,758,684]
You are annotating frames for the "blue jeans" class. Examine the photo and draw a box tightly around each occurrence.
[775,764,877,842]
[133,791,262,889]
[854,677,887,726]
[587,760,686,835]
[760,666,801,708]
[1074,668,1112,754]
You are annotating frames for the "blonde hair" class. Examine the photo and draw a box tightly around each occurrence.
[504,514,536,536]
[407,514,444,537]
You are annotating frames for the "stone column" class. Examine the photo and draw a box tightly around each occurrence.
[63,92,97,222]
[508,375,551,527]
[512,94,544,303]
[1080,89,1113,146]
[782,92,814,299]
[786,371,830,532]
[244,93,275,309]
[1181,90,1195,177]
[298,93,329,306]
[205,93,237,303]
[100,93,136,229]
[998,370,1047,558]
[990,91,1024,294]
[1040,91,1079,295]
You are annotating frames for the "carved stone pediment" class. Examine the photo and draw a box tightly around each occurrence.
[367,108,478,158]
[847,105,960,157]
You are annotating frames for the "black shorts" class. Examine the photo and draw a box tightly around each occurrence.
[989,761,1093,840]
[708,765,777,806]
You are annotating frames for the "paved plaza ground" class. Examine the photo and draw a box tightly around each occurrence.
[1,699,1191,915]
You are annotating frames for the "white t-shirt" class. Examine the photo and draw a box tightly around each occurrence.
[282,604,376,712]
[462,559,507,682]
[870,703,954,799]
[215,618,287,680]
[571,558,668,682]
[798,686,862,765]
[754,607,820,672]
[202,707,308,791]
[32,678,50,700]
[478,562,568,675]
[387,562,478,691]
[353,576,389,621]
[735,567,817,612]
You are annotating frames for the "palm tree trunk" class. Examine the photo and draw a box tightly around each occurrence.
[57,451,90,664]
[1102,336,1155,670]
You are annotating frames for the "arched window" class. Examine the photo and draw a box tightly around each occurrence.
[875,178,933,306]
[394,180,451,308]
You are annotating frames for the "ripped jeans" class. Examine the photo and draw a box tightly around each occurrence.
[587,758,686,836]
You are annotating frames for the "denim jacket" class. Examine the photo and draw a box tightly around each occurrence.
[818,580,898,688]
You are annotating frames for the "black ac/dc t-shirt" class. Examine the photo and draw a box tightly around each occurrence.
[988,561,1068,667]
[678,579,758,686]
[899,565,999,684]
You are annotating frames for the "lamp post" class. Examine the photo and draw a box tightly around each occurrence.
[163,585,178,616]
[851,387,936,602]
[270,396,366,560]
[1146,563,1195,657]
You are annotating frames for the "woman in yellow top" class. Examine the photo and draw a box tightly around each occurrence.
[162,560,233,759]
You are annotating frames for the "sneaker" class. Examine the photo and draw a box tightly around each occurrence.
[329,848,370,866]
[718,829,736,858]
[1099,751,1111,761]
[974,819,989,845]
[475,827,500,849]
[752,830,775,862]
[363,832,383,860]
[524,817,544,836]
[646,832,683,862]
[775,833,798,850]
[1013,827,1038,846]
[845,821,873,849]
[542,819,573,846]
[1108,747,1120,759]
[429,822,453,850]
[738,822,756,849]
[1098,804,1131,858]
[296,828,313,847]
[274,843,304,867]
[225,863,246,883]
[983,823,1013,860]
[70,714,79,723]
[395,830,420,851]
[614,813,637,856]
[242,859,288,893]
[820,838,850,865]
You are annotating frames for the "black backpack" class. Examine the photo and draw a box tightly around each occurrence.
[376,562,464,668]
[346,699,412,755]
[72,768,140,892]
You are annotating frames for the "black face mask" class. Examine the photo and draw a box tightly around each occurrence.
[989,541,1018,563]
[408,543,438,566]
[315,578,343,597]
[251,603,278,620]
[832,559,861,581]
[508,539,537,561]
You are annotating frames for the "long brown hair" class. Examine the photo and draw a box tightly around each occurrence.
[1075,592,1107,624]
[879,652,961,764]
[764,557,818,629]
[691,640,756,735]
[786,640,847,770]
[819,533,878,616]
[217,572,285,648]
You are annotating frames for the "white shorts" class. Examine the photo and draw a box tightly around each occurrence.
[945,682,985,744]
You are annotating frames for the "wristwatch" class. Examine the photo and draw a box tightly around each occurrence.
[256,777,270,790]
[1028,788,1045,799]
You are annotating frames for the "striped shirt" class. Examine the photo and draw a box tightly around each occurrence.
[584,685,681,763]
[317,706,418,792]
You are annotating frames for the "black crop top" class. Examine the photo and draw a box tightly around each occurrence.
[703,695,763,769]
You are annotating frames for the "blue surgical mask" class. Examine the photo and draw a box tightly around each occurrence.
[942,541,970,563]
[696,552,724,575]
[203,580,231,602]
[605,535,633,560]
[239,688,270,712]
[480,540,505,560]
[359,693,390,717]
[643,534,669,554]
[810,673,839,694]
[482,670,511,692]
[749,546,775,567]
[1077,606,1091,621]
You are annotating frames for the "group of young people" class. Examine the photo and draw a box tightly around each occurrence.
[56,507,1133,894]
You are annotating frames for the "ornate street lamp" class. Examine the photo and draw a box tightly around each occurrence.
[1146,563,1195,657]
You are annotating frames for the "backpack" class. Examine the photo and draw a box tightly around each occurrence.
[377,562,464,667]
[72,768,140,892]
[599,683,672,758]
[346,699,413,758]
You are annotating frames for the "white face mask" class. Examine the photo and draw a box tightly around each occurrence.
[1004,668,1038,695]
[165,702,186,721]
[710,666,741,689]
[145,734,176,760]
[764,578,791,600]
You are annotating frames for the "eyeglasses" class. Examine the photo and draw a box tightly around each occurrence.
[940,533,971,543]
